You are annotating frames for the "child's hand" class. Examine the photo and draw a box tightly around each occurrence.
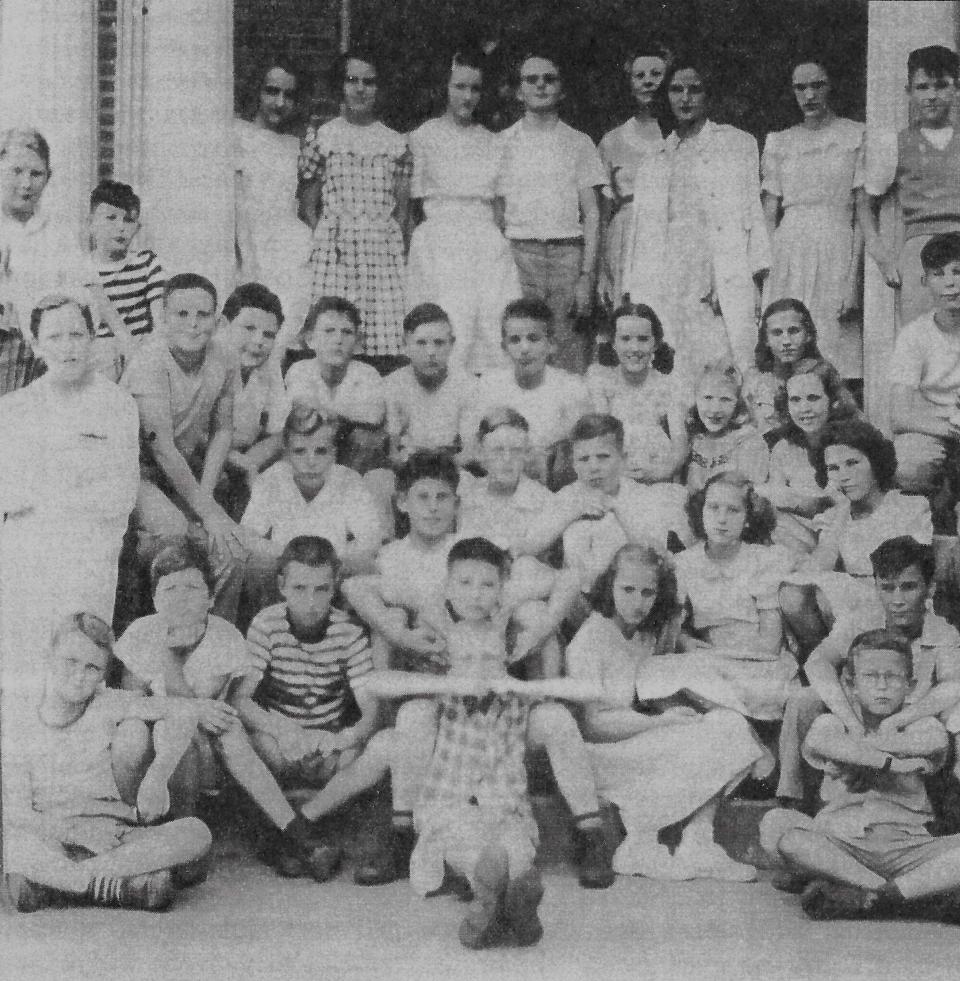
[567,485,610,521]
[276,722,318,762]
[401,625,448,663]
[312,729,341,758]
[204,510,250,562]
[196,699,238,736]
[877,713,909,736]
[877,255,902,290]
[135,770,171,825]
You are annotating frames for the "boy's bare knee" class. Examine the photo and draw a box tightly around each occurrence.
[396,698,437,734]
[528,701,578,746]
[180,817,213,855]
[778,584,808,618]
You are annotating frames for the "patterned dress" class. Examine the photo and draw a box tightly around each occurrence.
[410,610,538,894]
[299,117,411,358]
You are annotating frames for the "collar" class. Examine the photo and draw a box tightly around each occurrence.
[666,117,718,151]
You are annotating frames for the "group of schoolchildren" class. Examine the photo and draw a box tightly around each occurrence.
[5,37,960,954]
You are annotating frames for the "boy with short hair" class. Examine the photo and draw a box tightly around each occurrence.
[123,272,249,620]
[240,537,379,866]
[283,295,387,473]
[761,630,960,921]
[545,413,691,596]
[385,302,479,465]
[863,45,960,328]
[3,611,210,913]
[219,282,288,517]
[475,298,593,487]
[90,179,164,342]
[498,50,605,373]
[241,403,382,615]
[777,535,960,810]
[304,537,616,893]
[889,232,960,532]
[117,538,341,882]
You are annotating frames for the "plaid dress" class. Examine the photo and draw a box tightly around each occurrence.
[299,117,411,358]
[410,612,539,894]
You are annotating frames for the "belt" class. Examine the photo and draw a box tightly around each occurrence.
[511,237,584,247]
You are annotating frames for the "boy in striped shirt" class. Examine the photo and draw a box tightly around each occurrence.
[90,180,164,343]
[240,536,379,821]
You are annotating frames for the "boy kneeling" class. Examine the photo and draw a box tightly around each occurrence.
[762,629,960,921]
[3,613,211,912]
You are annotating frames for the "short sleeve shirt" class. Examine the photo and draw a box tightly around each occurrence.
[283,358,385,426]
[888,311,960,413]
[498,119,606,240]
[123,334,240,461]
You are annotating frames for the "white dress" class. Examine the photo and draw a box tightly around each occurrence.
[0,376,140,696]
[405,118,520,375]
[634,543,797,720]
[566,614,768,832]
[234,119,313,347]
[762,117,865,378]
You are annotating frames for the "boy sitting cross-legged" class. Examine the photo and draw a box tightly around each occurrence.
[2,612,210,913]
[761,629,960,922]
[116,538,342,882]
[240,535,380,876]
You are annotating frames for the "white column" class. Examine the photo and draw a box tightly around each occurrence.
[116,0,235,300]
[864,0,958,425]
[0,0,98,238]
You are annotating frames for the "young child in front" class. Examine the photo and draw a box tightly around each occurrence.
[498,48,606,373]
[3,612,210,913]
[889,233,960,534]
[241,536,379,874]
[862,45,960,329]
[685,359,770,492]
[585,300,687,484]
[219,282,288,517]
[283,295,387,473]
[123,272,249,621]
[476,297,593,488]
[777,536,960,815]
[241,403,382,614]
[303,537,612,947]
[90,179,164,344]
[116,538,342,882]
[762,629,960,922]
[546,413,691,599]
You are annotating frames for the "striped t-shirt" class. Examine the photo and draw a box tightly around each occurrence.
[246,602,373,731]
[96,249,164,338]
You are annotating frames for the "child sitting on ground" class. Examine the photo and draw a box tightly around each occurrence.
[475,297,593,488]
[123,272,250,622]
[240,536,380,875]
[761,629,960,922]
[283,295,387,473]
[296,538,612,946]
[116,538,341,882]
[219,282,288,517]
[90,179,164,344]
[3,612,210,913]
[241,403,382,614]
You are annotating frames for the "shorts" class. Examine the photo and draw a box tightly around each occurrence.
[276,750,343,788]
[761,807,960,879]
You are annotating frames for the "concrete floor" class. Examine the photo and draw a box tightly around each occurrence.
[4,851,960,981]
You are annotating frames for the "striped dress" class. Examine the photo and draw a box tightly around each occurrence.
[246,602,373,731]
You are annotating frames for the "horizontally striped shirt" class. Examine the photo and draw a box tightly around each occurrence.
[246,602,373,731]
[96,249,164,338]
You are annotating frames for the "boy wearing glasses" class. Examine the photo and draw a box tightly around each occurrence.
[776,536,960,812]
[761,630,960,922]
[498,49,606,374]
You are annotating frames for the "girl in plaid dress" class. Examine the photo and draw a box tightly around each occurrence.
[299,50,411,371]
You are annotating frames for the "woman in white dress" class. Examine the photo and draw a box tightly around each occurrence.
[0,294,139,698]
[234,62,313,349]
[405,50,520,376]
[598,44,669,307]
[566,544,769,881]
[761,58,866,380]
[622,58,770,379]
